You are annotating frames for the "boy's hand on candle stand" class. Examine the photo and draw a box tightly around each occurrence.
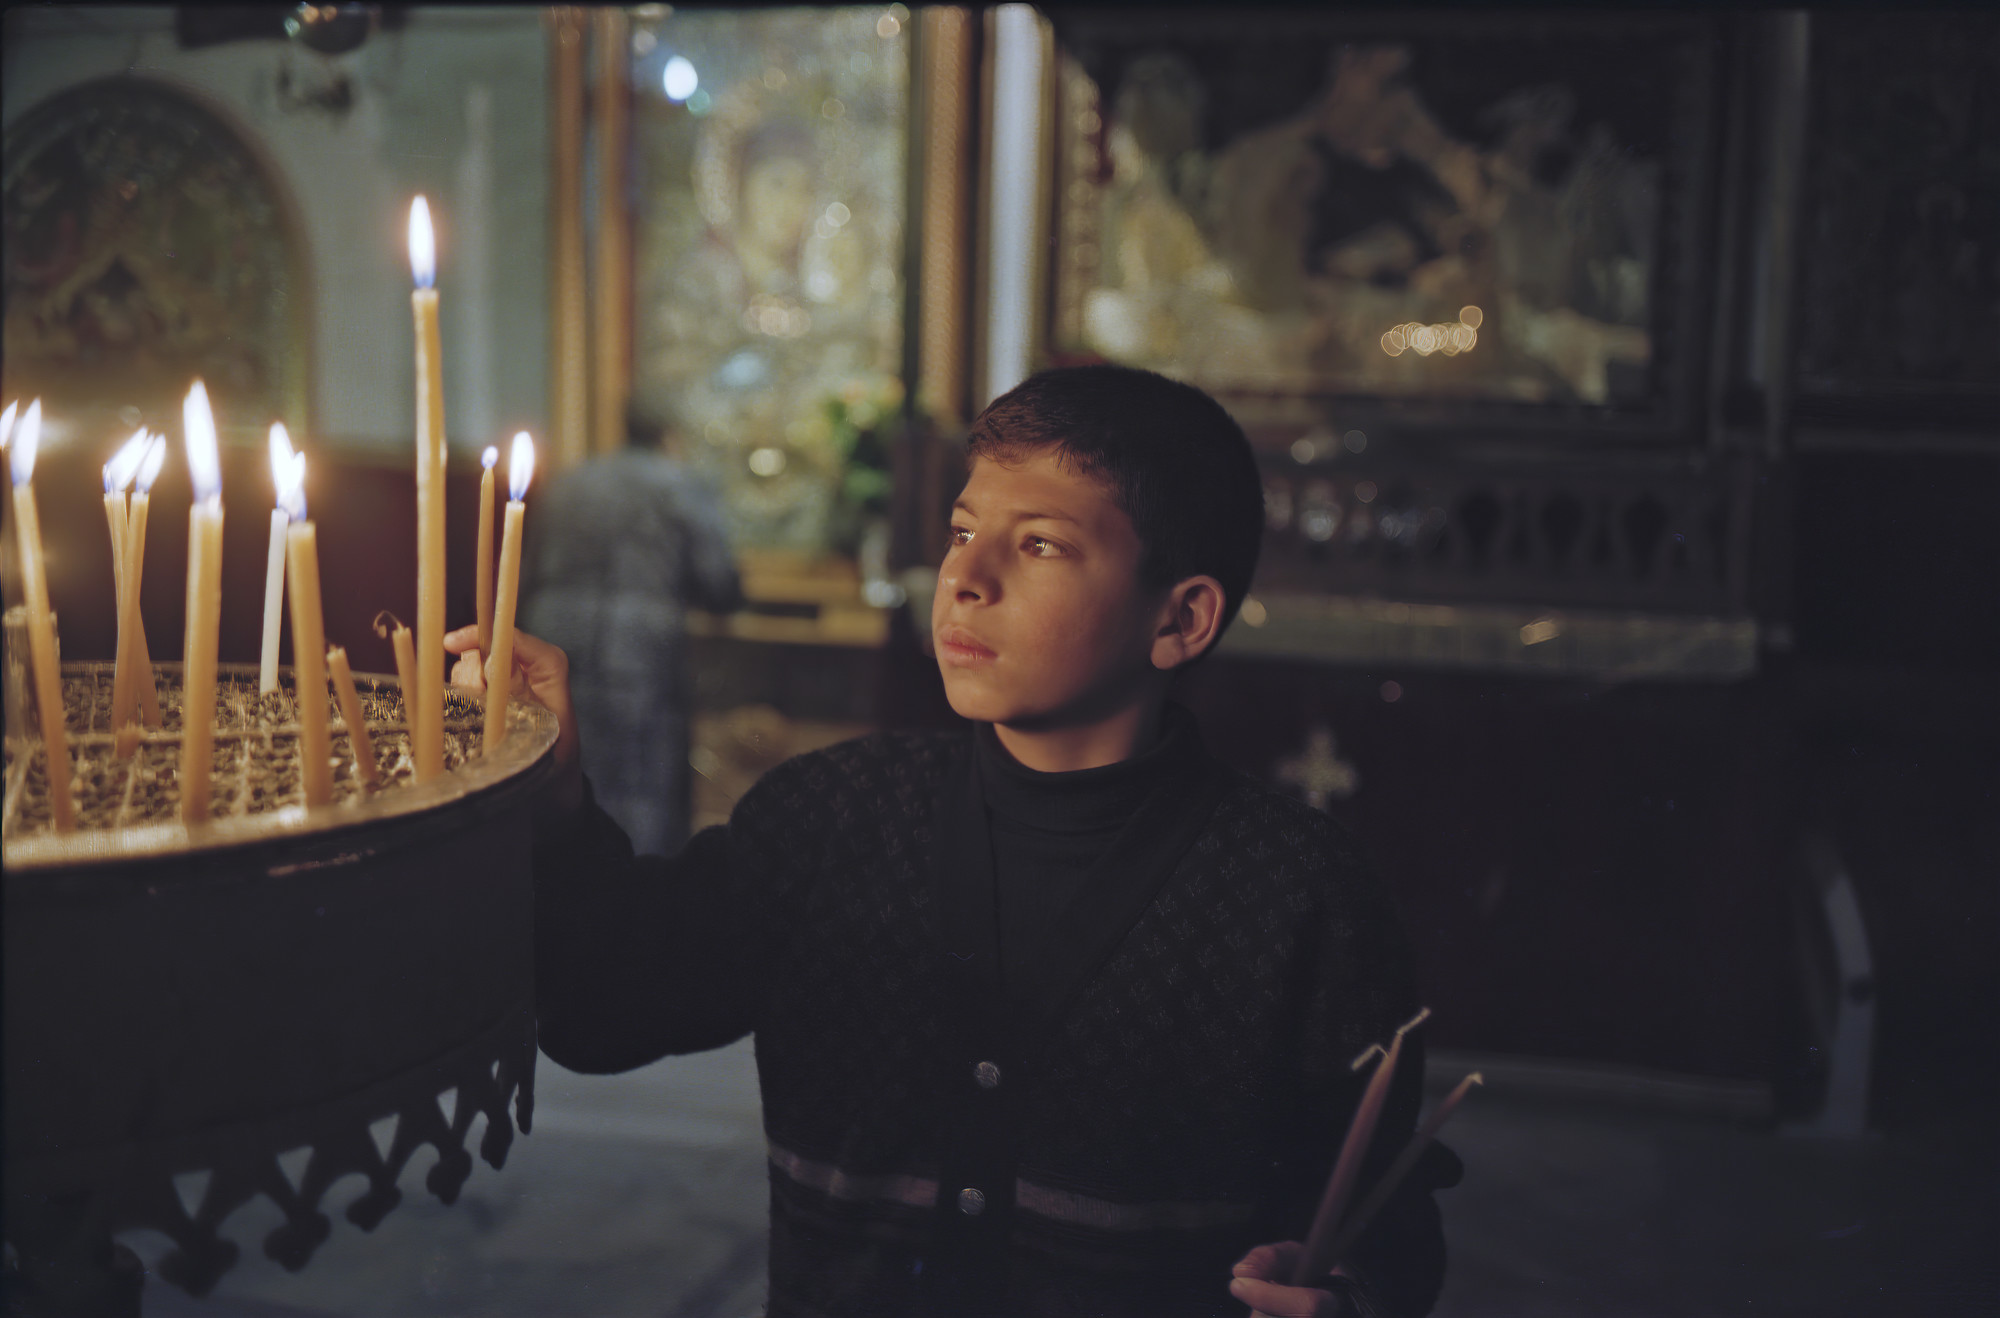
[445,623,581,825]
[1228,1242,1354,1318]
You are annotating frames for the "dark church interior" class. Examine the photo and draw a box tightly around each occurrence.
[3,6,1995,1316]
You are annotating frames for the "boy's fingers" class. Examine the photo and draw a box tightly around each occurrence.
[508,628,567,676]
[1232,1242,1300,1278]
[450,651,485,691]
[1227,1276,1339,1318]
[444,625,480,653]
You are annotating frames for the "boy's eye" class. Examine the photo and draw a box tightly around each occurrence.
[1023,536,1064,558]
[948,526,974,547]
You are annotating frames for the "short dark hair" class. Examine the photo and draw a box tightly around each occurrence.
[967,365,1265,635]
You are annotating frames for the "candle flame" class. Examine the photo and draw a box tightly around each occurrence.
[105,428,150,494]
[409,195,436,290]
[269,422,296,504]
[508,430,535,501]
[481,444,499,470]
[0,401,16,451]
[8,400,41,487]
[136,435,168,493]
[278,449,308,522]
[184,380,221,504]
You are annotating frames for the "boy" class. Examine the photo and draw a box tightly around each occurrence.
[448,365,1456,1316]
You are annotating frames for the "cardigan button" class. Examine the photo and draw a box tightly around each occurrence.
[957,1187,987,1216]
[974,1061,1002,1090]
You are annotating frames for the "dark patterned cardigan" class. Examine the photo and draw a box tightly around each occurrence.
[533,721,1456,1317]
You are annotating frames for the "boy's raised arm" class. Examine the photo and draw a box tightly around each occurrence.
[448,626,766,1072]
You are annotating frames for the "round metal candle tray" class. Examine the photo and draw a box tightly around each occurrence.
[3,662,559,1314]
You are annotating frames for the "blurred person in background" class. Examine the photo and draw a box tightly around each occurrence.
[518,406,742,855]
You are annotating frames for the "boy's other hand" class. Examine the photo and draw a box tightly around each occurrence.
[1228,1242,1349,1318]
[445,625,582,827]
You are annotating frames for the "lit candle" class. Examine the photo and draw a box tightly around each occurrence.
[103,428,150,720]
[129,437,166,730]
[280,449,332,806]
[180,381,225,825]
[1324,1072,1484,1264]
[373,610,421,732]
[409,195,446,782]
[484,431,533,753]
[1292,1007,1430,1285]
[476,443,498,659]
[325,645,380,788]
[8,401,75,831]
[260,423,296,695]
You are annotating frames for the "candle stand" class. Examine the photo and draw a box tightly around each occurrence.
[3,663,559,1317]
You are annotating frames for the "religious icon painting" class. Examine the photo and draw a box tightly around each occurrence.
[630,6,909,555]
[1792,12,2000,431]
[1,77,308,443]
[1048,12,1722,442]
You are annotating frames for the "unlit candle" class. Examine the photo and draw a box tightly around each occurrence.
[326,645,380,787]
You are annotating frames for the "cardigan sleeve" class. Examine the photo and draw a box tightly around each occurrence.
[531,773,775,1073]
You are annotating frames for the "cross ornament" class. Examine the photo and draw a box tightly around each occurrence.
[1275,724,1360,810]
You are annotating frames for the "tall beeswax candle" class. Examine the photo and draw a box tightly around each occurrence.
[484,432,534,753]
[8,401,75,831]
[278,449,332,806]
[409,196,446,782]
[180,381,226,825]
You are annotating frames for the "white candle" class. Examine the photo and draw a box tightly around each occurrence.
[260,424,296,695]
[483,431,533,753]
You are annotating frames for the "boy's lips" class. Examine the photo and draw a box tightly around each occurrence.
[937,626,997,664]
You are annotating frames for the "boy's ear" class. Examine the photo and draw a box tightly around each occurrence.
[1151,575,1227,670]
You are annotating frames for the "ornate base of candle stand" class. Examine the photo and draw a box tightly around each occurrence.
[3,663,560,1317]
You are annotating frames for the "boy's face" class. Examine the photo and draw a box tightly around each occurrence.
[932,451,1170,727]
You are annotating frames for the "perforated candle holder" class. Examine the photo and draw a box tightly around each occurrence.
[3,662,559,1315]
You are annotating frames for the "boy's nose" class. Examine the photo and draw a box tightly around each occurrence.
[945,546,999,603]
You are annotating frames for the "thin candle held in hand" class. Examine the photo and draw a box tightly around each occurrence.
[260,424,297,695]
[409,195,446,782]
[1293,1007,1431,1285]
[1324,1072,1484,1266]
[281,450,333,807]
[9,401,76,831]
[483,431,533,753]
[180,380,226,826]
[476,444,498,659]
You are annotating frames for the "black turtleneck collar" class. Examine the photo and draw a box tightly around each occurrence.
[974,703,1203,835]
